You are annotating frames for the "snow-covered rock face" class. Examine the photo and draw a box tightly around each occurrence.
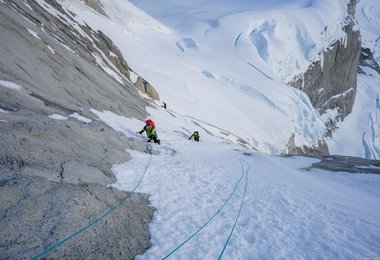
[289,0,361,136]
[58,0,344,155]
[0,0,155,257]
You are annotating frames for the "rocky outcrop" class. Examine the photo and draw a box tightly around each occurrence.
[0,0,156,258]
[289,0,361,136]
[84,0,108,17]
[306,155,380,174]
[284,133,329,156]
[134,76,160,101]
[0,176,154,259]
[359,47,380,75]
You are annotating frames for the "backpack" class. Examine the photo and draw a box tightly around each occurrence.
[146,119,155,129]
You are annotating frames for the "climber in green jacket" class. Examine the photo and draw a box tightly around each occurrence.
[189,131,200,142]
[138,123,160,144]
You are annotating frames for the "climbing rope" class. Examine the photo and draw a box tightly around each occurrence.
[32,146,153,259]
[218,159,249,259]
[162,159,247,259]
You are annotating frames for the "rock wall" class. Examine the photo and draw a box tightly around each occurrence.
[134,76,160,101]
[284,134,329,156]
[289,0,361,136]
[0,0,156,258]
[359,47,380,75]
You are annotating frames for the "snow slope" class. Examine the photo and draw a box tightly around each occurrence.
[94,106,380,259]
[56,0,358,155]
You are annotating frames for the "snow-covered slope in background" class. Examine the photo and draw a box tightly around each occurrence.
[57,0,379,158]
[358,0,380,64]
[327,0,380,159]
[57,0,354,155]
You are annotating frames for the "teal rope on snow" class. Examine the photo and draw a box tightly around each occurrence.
[32,150,153,260]
[218,159,249,259]
[162,159,247,259]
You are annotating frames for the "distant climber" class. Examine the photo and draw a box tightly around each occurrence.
[162,102,167,109]
[188,131,200,142]
[138,121,160,144]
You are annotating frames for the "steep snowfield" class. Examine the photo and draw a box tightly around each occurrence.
[56,0,357,154]
[94,106,380,259]
[328,69,380,159]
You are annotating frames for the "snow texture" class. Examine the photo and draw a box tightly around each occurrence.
[92,109,380,259]
[69,113,92,123]
[0,80,23,90]
[48,114,68,120]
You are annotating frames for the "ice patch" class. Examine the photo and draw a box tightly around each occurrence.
[202,70,215,79]
[176,38,198,52]
[249,29,269,61]
[27,28,40,39]
[23,0,33,10]
[0,108,9,113]
[69,112,92,123]
[48,114,68,120]
[0,80,23,90]
[130,70,139,83]
[47,45,55,54]
[182,37,197,49]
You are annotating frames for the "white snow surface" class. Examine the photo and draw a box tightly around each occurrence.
[327,68,380,159]
[48,114,68,120]
[92,108,380,259]
[357,0,380,64]
[0,80,23,90]
[69,112,92,123]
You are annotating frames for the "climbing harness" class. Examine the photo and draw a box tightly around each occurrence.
[31,146,153,259]
[162,159,249,259]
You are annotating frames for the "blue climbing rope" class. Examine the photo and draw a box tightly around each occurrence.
[32,148,153,259]
[162,159,247,259]
[218,159,249,259]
